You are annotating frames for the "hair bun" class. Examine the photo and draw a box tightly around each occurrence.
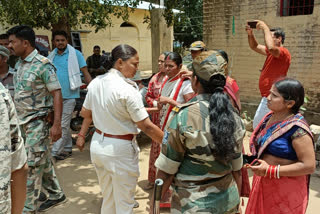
[213,87,224,93]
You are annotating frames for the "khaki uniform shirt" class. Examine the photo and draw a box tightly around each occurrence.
[13,49,61,125]
[83,68,148,135]
[0,83,27,213]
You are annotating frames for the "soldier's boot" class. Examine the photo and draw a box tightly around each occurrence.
[37,194,67,212]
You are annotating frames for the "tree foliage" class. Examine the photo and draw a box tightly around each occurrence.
[171,0,203,48]
[0,0,141,32]
[0,0,202,49]
[145,0,203,48]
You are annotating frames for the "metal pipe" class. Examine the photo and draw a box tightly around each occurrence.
[153,178,164,214]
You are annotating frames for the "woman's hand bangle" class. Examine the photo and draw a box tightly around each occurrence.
[78,133,85,139]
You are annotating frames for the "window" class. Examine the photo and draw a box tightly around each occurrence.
[120,22,135,27]
[71,32,82,52]
[280,0,314,16]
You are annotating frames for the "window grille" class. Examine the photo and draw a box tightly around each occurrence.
[71,32,82,52]
[280,0,314,16]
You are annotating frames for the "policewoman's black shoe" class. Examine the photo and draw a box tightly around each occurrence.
[38,194,67,212]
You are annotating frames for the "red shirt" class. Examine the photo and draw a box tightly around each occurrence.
[226,76,239,94]
[225,76,241,112]
[259,47,291,97]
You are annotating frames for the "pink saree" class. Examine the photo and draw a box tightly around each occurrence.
[246,112,313,214]
[246,175,309,214]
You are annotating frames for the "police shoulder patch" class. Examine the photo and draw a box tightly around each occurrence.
[172,106,180,113]
[40,58,49,64]
[35,54,50,64]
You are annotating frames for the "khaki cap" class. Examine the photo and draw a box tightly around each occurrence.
[189,41,206,51]
[192,50,227,81]
[0,45,10,58]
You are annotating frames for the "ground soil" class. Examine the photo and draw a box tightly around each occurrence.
[45,133,320,214]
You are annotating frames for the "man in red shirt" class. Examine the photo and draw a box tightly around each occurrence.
[246,20,291,128]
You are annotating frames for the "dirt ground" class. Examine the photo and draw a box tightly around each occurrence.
[44,133,320,214]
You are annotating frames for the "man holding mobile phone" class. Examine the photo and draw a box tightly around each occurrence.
[246,20,291,129]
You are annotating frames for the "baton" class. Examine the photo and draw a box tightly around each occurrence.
[153,178,164,214]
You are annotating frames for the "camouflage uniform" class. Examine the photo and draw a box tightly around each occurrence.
[0,68,15,98]
[155,94,245,213]
[155,51,246,213]
[0,83,27,214]
[185,41,206,71]
[13,49,63,213]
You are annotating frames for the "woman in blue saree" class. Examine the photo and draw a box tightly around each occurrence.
[246,78,315,214]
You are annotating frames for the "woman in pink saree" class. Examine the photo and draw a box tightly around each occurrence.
[144,52,168,189]
[246,78,315,214]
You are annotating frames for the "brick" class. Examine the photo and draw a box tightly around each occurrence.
[203,0,320,115]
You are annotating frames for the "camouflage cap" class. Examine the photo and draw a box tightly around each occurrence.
[0,45,9,58]
[189,41,206,51]
[192,50,227,81]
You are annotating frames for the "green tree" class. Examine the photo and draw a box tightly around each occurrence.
[0,0,141,35]
[172,0,203,49]
[145,0,203,49]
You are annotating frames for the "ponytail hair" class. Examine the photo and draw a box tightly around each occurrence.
[196,73,237,161]
[103,44,137,71]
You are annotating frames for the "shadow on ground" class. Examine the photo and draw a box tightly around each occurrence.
[43,132,320,214]
[310,173,320,198]
[46,141,102,214]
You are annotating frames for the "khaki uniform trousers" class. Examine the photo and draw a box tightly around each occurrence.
[90,132,140,214]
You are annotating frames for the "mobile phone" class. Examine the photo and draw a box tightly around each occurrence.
[250,159,260,166]
[243,155,257,165]
[247,21,257,29]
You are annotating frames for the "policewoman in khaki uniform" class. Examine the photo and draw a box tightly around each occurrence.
[76,44,163,214]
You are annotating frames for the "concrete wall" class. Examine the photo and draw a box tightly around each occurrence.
[1,8,153,71]
[77,9,152,71]
[203,0,320,119]
[150,9,174,73]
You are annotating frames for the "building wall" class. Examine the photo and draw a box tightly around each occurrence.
[203,0,320,113]
[1,8,152,71]
[76,9,152,71]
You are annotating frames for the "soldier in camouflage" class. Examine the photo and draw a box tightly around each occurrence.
[184,41,206,71]
[7,25,65,213]
[0,45,15,98]
[154,51,245,213]
[0,82,28,214]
